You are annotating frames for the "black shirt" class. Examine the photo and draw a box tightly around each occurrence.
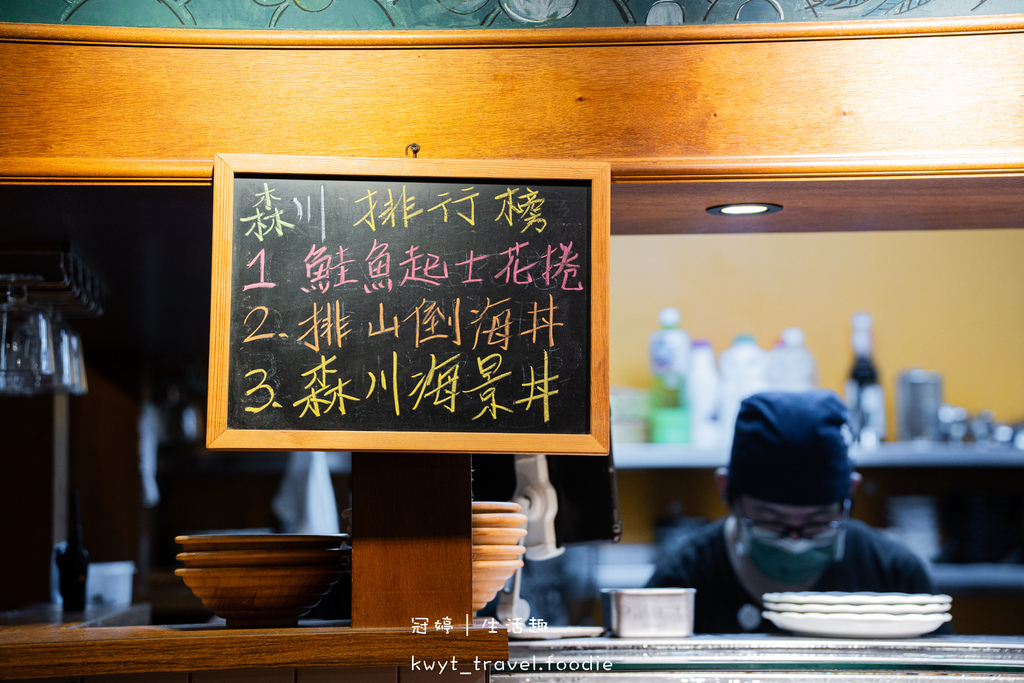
[646,518,942,634]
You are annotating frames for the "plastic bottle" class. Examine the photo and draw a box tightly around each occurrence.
[766,327,817,391]
[647,307,690,443]
[686,339,720,449]
[718,334,769,449]
[844,312,887,449]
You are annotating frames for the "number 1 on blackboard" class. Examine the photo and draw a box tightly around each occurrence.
[243,249,275,290]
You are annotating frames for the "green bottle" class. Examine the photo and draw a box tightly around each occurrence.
[648,307,690,443]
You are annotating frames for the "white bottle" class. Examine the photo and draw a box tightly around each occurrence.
[767,327,817,391]
[718,334,769,450]
[687,339,720,449]
[648,307,691,443]
[844,312,887,449]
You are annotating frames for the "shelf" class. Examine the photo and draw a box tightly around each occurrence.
[851,442,1024,468]
[611,441,1024,469]
[611,443,726,469]
[931,563,1024,596]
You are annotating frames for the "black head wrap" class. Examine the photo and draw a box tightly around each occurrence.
[727,390,853,506]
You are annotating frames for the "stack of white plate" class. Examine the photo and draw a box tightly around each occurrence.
[762,591,952,638]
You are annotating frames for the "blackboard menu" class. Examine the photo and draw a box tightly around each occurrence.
[208,155,610,455]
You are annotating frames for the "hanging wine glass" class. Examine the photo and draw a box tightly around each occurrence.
[52,313,73,392]
[51,313,88,395]
[0,281,57,395]
[68,325,88,395]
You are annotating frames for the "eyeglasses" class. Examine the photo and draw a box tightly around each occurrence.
[740,499,851,541]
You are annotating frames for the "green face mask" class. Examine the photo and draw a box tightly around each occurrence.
[741,527,842,585]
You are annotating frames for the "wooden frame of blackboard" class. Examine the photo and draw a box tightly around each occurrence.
[208,154,610,455]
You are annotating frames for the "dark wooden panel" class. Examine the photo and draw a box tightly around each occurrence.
[611,175,1024,235]
[69,368,142,568]
[351,453,472,628]
[0,395,58,610]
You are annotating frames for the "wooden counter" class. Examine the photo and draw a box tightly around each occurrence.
[0,611,507,681]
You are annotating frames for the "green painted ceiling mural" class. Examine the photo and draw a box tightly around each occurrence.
[0,0,1018,29]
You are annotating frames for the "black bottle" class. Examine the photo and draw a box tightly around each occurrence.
[56,490,89,612]
[843,312,886,447]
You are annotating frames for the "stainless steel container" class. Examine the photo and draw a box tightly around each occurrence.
[602,587,695,638]
[896,368,943,441]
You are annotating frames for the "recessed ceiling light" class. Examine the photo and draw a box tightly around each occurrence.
[706,203,783,216]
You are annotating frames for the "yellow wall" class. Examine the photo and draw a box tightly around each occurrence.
[610,229,1024,432]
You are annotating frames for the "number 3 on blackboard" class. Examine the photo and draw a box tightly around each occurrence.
[244,368,282,413]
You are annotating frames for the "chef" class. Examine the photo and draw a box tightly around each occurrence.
[646,389,942,633]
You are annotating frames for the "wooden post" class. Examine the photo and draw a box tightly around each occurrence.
[350,453,472,628]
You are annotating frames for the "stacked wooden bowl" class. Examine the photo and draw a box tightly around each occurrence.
[175,534,349,628]
[472,501,527,612]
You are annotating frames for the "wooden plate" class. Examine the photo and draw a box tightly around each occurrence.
[471,513,527,528]
[177,548,347,568]
[472,559,524,569]
[472,545,526,560]
[472,527,527,545]
[471,501,522,513]
[174,566,342,588]
[175,534,347,552]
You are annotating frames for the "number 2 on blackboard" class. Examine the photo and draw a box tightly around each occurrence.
[243,306,289,343]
